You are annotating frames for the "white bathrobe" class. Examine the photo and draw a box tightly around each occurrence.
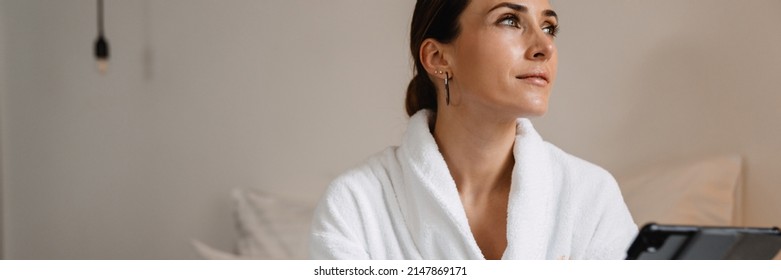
[309,110,638,260]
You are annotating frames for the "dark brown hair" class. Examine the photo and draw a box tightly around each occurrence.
[405,0,470,117]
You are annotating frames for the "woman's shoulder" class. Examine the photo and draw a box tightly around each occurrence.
[542,141,618,188]
[310,146,408,259]
[541,142,637,250]
[320,147,400,203]
[311,147,401,243]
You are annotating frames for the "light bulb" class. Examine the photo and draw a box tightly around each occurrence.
[96,58,109,74]
[94,34,110,74]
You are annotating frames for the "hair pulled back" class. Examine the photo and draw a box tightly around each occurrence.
[405,0,470,117]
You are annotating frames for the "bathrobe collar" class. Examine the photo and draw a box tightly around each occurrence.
[393,109,558,259]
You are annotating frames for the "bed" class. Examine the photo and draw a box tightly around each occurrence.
[192,154,744,259]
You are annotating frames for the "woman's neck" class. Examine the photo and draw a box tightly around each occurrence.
[432,108,517,199]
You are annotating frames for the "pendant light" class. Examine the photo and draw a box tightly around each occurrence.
[94,0,110,74]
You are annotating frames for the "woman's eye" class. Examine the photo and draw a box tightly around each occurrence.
[542,25,559,37]
[499,16,520,27]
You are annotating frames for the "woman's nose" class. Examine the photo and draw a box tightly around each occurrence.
[525,30,555,61]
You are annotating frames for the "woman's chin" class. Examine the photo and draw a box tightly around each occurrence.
[518,106,548,118]
[511,98,549,118]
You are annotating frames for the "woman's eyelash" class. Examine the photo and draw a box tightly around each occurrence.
[498,14,521,27]
[544,24,560,37]
[499,15,560,37]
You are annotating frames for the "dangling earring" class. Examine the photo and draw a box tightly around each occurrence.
[445,72,450,106]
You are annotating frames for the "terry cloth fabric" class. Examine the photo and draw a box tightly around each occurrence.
[309,109,637,260]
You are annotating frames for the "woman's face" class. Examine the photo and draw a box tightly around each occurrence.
[445,0,558,118]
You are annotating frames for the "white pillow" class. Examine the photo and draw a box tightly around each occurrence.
[192,188,315,259]
[617,155,743,227]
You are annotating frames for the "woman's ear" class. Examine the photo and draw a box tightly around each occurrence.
[420,38,450,77]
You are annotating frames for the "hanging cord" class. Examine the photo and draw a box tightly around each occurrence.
[97,0,104,36]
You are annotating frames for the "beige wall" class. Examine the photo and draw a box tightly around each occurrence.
[1,0,412,259]
[534,0,781,227]
[1,0,779,259]
[0,0,7,259]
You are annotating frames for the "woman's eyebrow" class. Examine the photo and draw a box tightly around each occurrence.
[487,2,528,14]
[487,2,558,21]
[543,10,558,21]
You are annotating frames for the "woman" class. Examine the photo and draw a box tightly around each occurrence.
[309,0,637,260]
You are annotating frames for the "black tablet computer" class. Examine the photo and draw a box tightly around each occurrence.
[626,223,781,260]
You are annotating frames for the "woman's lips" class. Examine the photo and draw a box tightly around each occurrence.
[516,73,549,87]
